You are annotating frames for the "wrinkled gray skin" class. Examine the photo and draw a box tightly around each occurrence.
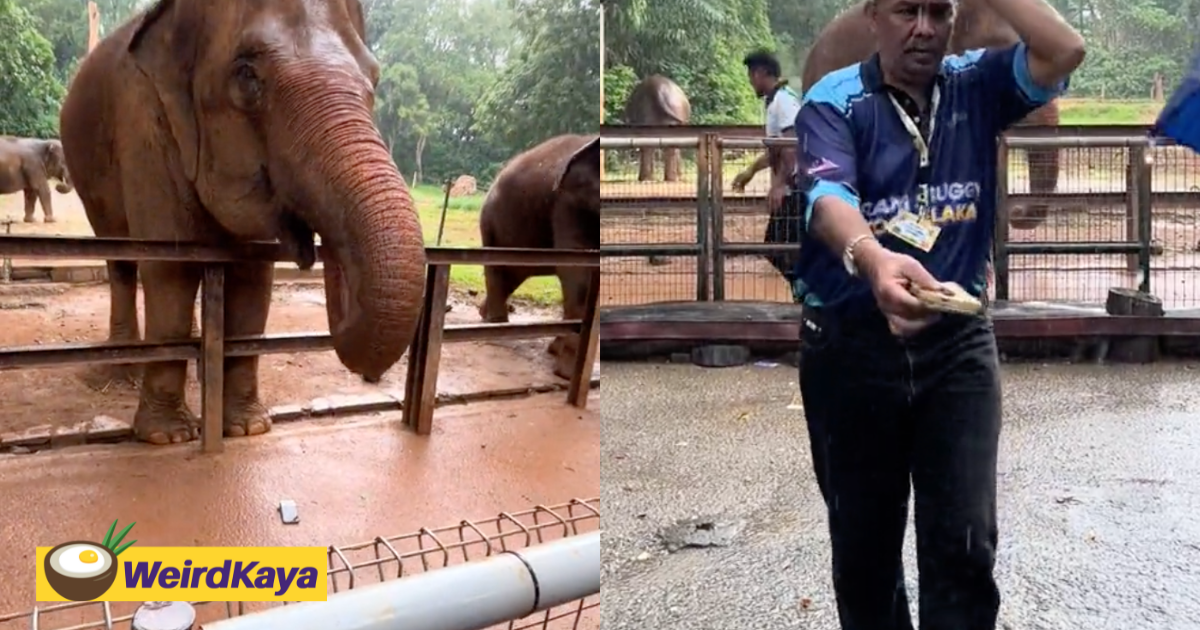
[0,137,73,223]
[478,134,599,380]
[622,75,691,182]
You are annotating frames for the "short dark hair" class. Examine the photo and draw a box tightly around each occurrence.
[743,50,781,78]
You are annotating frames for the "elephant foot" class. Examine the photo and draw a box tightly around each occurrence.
[23,214,34,223]
[79,363,142,392]
[43,215,56,224]
[133,403,200,445]
[552,350,576,381]
[224,400,272,438]
[479,303,510,323]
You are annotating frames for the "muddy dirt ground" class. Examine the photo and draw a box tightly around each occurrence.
[0,281,573,436]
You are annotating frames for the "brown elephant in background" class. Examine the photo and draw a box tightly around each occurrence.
[801,0,1060,230]
[623,75,692,182]
[0,137,73,223]
[478,134,599,380]
[59,0,427,445]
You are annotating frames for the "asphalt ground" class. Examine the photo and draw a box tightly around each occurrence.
[600,361,1200,630]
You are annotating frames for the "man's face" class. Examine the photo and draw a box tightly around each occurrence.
[869,0,955,85]
[748,69,773,98]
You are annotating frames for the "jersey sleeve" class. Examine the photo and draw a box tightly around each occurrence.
[956,42,1070,132]
[794,82,860,231]
[768,91,803,135]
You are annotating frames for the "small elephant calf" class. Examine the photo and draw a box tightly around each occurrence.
[0,136,74,223]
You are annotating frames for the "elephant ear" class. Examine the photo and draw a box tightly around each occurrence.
[41,141,65,171]
[344,0,368,42]
[128,0,204,182]
[552,136,600,193]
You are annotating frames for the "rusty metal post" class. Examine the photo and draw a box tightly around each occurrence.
[403,264,449,435]
[1,219,13,283]
[132,601,195,630]
[710,134,727,300]
[993,138,1011,302]
[1137,145,1154,293]
[1125,145,1143,273]
[694,134,710,301]
[201,265,225,453]
[568,268,600,408]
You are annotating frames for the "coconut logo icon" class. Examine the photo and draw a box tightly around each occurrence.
[45,520,137,601]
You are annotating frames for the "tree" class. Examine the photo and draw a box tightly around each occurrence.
[475,0,601,153]
[0,0,66,137]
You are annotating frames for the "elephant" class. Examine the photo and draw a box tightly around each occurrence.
[59,0,428,445]
[0,136,73,223]
[477,133,599,380]
[622,75,691,183]
[799,0,1060,231]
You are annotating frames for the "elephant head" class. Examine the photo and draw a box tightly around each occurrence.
[553,135,600,216]
[127,0,426,382]
[42,140,73,194]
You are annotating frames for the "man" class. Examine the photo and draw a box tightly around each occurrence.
[792,0,1083,629]
[732,50,805,296]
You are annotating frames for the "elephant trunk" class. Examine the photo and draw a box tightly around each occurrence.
[55,167,73,195]
[276,66,427,382]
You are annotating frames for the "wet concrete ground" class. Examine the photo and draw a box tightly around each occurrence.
[0,393,597,625]
[601,362,1200,630]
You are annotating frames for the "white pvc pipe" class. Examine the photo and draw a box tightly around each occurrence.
[201,531,600,630]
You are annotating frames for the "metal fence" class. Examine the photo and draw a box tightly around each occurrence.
[0,237,601,449]
[0,499,601,630]
[600,124,1200,310]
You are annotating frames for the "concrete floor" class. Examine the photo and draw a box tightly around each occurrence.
[0,393,598,627]
[600,361,1200,630]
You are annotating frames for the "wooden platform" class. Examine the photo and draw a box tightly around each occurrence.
[599,300,1200,363]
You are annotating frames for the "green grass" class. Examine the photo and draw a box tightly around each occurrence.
[1051,98,1162,125]
[408,184,563,308]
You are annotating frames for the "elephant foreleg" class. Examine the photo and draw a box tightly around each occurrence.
[135,260,203,445]
[22,190,36,223]
[637,147,655,182]
[551,266,590,380]
[220,261,274,438]
[104,260,142,384]
[36,183,55,223]
[664,148,682,182]
[480,266,531,323]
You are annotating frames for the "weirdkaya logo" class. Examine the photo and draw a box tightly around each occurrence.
[40,519,137,602]
[36,521,328,603]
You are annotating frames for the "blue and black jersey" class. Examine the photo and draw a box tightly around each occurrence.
[791,42,1069,314]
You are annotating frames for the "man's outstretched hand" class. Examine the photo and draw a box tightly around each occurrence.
[855,240,947,336]
[731,169,754,192]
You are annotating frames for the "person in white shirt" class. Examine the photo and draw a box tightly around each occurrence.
[732,49,805,296]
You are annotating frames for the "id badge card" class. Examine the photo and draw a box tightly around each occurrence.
[885,211,940,252]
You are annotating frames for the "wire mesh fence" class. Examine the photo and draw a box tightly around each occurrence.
[0,498,600,630]
[600,129,1200,309]
[601,140,705,306]
[1002,143,1200,307]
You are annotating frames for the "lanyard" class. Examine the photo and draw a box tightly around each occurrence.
[887,85,940,168]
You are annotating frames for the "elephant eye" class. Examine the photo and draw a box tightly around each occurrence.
[231,60,264,110]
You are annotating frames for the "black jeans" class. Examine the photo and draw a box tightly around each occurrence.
[799,303,1002,630]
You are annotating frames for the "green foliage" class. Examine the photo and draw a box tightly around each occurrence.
[475,0,601,154]
[602,65,638,123]
[0,0,66,137]
[606,0,774,124]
